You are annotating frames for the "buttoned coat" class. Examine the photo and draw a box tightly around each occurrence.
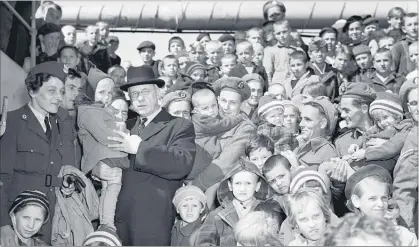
[0,105,75,243]
[115,109,196,246]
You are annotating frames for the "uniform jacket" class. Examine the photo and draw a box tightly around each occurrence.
[392,36,417,76]
[194,159,273,246]
[283,70,321,99]
[294,136,338,167]
[171,219,203,246]
[77,104,129,173]
[51,165,99,246]
[191,116,255,191]
[365,71,406,95]
[393,124,418,232]
[115,109,196,246]
[0,105,75,243]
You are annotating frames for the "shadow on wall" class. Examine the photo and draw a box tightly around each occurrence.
[0,50,30,112]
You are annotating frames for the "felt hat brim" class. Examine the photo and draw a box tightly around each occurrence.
[120,78,165,92]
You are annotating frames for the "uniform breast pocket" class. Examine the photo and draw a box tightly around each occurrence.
[16,142,48,174]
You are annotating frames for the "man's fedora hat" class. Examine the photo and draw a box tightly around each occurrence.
[120,65,165,91]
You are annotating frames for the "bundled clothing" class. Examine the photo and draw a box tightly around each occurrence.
[77,40,112,73]
[257,122,299,153]
[205,64,222,83]
[283,69,321,99]
[0,225,49,246]
[194,158,273,246]
[171,219,203,246]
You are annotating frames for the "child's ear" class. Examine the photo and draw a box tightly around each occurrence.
[228,180,233,191]
[361,104,369,114]
[320,117,327,129]
[351,195,360,209]
[255,180,261,192]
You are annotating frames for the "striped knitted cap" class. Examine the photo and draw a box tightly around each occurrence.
[172,185,206,211]
[289,166,329,194]
[258,95,284,117]
[9,190,50,223]
[369,91,403,118]
[83,227,122,246]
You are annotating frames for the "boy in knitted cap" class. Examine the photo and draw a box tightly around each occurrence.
[349,91,414,172]
[183,62,207,82]
[194,158,273,246]
[0,190,50,246]
[171,185,207,246]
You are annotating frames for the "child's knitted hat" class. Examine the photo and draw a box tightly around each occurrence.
[352,44,371,57]
[258,95,284,118]
[172,185,206,210]
[168,36,185,51]
[369,91,404,119]
[289,166,330,194]
[9,190,50,224]
[83,227,122,246]
[184,62,206,76]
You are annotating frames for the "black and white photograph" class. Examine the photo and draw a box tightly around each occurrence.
[0,0,418,246]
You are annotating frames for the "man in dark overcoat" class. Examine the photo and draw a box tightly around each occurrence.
[106,65,196,246]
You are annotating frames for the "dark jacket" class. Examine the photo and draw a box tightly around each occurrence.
[171,219,203,246]
[365,71,406,95]
[115,109,196,246]
[205,64,221,83]
[392,36,417,76]
[0,105,75,243]
[229,63,269,91]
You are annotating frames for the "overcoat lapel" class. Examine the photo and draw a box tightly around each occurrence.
[23,105,49,143]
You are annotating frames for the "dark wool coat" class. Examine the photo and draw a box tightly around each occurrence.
[0,105,75,243]
[115,109,196,246]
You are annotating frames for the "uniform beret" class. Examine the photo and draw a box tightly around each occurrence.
[137,41,156,51]
[242,73,264,86]
[342,15,362,33]
[307,96,338,136]
[363,17,379,26]
[308,37,327,52]
[106,36,119,43]
[228,66,247,78]
[345,164,392,199]
[341,82,377,102]
[319,27,338,37]
[87,68,112,92]
[161,90,191,109]
[352,44,371,56]
[332,19,347,31]
[28,61,68,82]
[263,0,286,20]
[38,23,61,36]
[218,34,235,43]
[213,77,251,102]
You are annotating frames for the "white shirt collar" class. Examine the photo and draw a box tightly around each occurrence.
[143,107,162,126]
[28,103,50,131]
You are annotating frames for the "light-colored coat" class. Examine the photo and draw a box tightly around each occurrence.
[283,71,321,99]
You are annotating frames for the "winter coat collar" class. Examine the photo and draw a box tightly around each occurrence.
[173,219,202,237]
[126,108,172,141]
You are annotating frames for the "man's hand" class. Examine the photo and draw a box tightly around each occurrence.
[327,158,349,182]
[366,138,387,147]
[108,130,142,154]
[348,144,360,155]
[351,149,366,161]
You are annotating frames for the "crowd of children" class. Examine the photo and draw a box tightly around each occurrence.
[0,0,418,246]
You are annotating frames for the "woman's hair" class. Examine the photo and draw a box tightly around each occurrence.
[287,188,331,228]
[301,82,328,98]
[25,73,54,93]
[387,7,405,19]
[283,103,301,125]
[323,213,400,246]
[346,175,392,213]
[234,211,282,246]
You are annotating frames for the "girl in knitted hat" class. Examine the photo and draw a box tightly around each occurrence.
[0,190,50,246]
[171,185,207,246]
[345,165,417,246]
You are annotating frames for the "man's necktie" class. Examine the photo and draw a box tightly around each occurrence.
[44,116,51,141]
[138,118,147,135]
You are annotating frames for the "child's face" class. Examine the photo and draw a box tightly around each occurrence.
[348,21,363,41]
[139,48,155,63]
[177,198,204,223]
[190,69,206,82]
[190,46,206,62]
[220,58,237,75]
[310,48,327,64]
[111,99,128,121]
[249,147,273,171]
[86,28,99,45]
[321,32,337,51]
[42,32,61,54]
[283,105,299,132]
[222,40,235,54]
[236,46,254,65]
[95,79,115,107]
[63,77,84,110]
[62,26,76,46]
[253,49,264,66]
[402,16,418,39]
[110,68,126,87]
[11,205,45,239]
[168,101,191,120]
[98,25,109,40]
[355,53,372,69]
[247,31,263,45]
[407,88,418,123]
[388,16,402,29]
[193,94,219,118]
[364,24,378,36]
[162,58,179,77]
[247,81,263,107]
[294,200,326,241]
[352,179,389,218]
[264,108,284,126]
[178,56,190,71]
[169,42,185,56]
[228,171,261,203]
[289,58,308,78]
[265,163,291,195]
[268,84,286,100]
[378,38,395,50]
[372,110,399,130]
[373,52,392,74]
[59,48,79,69]
[218,90,242,118]
[159,77,173,96]
[206,45,223,65]
[409,44,418,65]
[334,53,350,71]
[273,24,290,45]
